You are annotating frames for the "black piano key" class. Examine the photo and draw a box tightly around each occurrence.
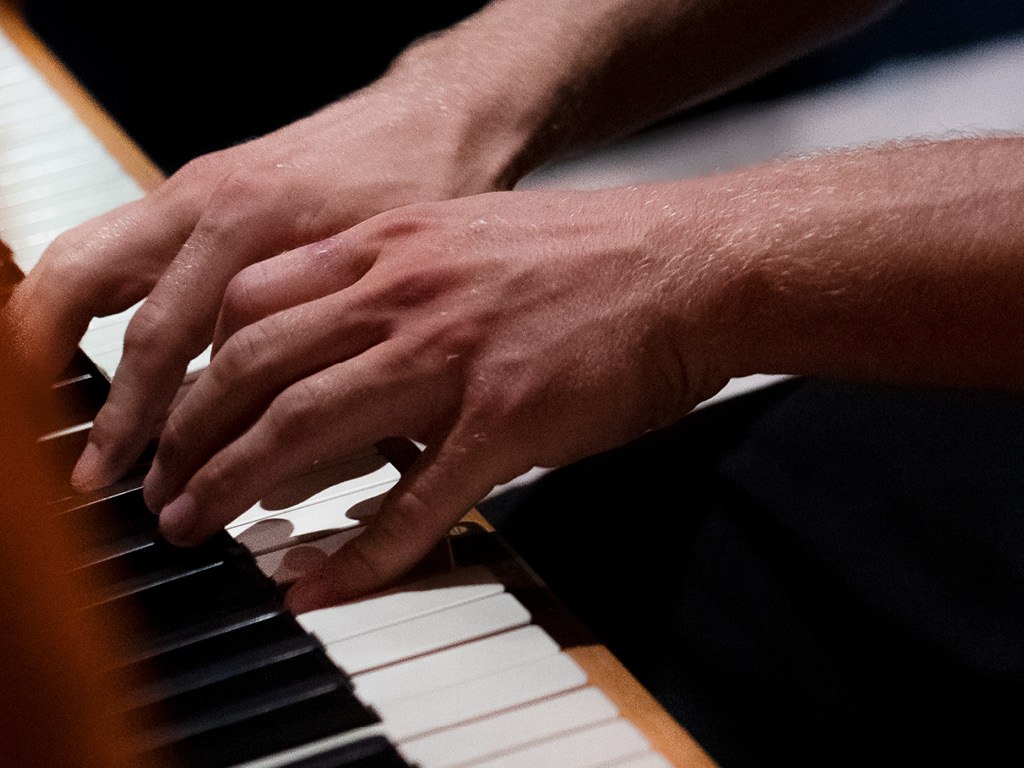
[55,350,106,388]
[30,343,408,768]
[72,529,163,570]
[122,642,345,731]
[120,632,323,710]
[38,372,107,436]
[57,488,157,550]
[38,425,156,504]
[116,604,288,669]
[112,611,323,706]
[276,736,413,768]
[86,544,280,647]
[36,424,90,499]
[135,674,379,768]
[77,535,230,599]
[36,428,151,504]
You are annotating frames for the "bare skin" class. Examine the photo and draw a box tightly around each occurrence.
[11,0,1021,613]
[154,137,1024,611]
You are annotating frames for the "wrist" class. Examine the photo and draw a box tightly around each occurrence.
[381,48,555,194]
[383,3,616,191]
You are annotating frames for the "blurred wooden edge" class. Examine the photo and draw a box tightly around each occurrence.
[0,335,153,768]
[0,6,718,765]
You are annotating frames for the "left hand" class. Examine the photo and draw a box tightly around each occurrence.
[143,184,735,609]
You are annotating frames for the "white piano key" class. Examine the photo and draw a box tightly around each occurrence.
[230,476,391,541]
[0,59,31,86]
[229,457,400,533]
[2,186,132,232]
[0,171,132,215]
[3,114,88,152]
[398,687,618,768]
[185,345,212,373]
[89,347,123,377]
[6,243,45,271]
[0,131,107,173]
[466,720,650,768]
[86,302,144,331]
[323,591,530,674]
[354,624,560,707]
[234,485,393,558]
[0,79,77,121]
[298,565,504,643]
[606,754,675,768]
[1,113,84,150]
[0,76,49,107]
[380,652,589,742]
[0,92,71,126]
[253,527,363,584]
[1,199,119,242]
[0,150,128,191]
[80,319,130,356]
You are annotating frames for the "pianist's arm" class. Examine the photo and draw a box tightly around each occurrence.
[8,0,897,488]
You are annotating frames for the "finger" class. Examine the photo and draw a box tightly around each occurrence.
[6,194,195,380]
[144,291,386,511]
[284,430,511,612]
[211,233,375,353]
[156,336,451,546]
[71,174,325,491]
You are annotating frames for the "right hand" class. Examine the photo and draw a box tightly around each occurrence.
[6,74,518,491]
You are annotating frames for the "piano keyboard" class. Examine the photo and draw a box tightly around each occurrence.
[0,16,211,376]
[0,10,710,768]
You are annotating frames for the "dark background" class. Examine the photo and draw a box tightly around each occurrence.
[20,1,1024,765]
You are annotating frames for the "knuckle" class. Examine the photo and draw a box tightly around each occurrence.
[208,167,283,219]
[214,321,271,383]
[193,166,298,248]
[159,152,232,207]
[215,167,263,204]
[187,170,265,241]
[121,298,183,360]
[264,380,320,444]
[172,152,223,185]
[220,264,266,328]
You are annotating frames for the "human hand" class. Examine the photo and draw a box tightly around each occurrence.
[140,184,735,610]
[6,74,518,490]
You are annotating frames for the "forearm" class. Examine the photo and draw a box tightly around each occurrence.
[380,0,899,185]
[689,136,1024,389]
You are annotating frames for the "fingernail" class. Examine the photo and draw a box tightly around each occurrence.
[286,575,330,615]
[70,441,110,492]
[160,493,197,544]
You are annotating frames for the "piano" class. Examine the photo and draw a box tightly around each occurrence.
[0,5,717,767]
